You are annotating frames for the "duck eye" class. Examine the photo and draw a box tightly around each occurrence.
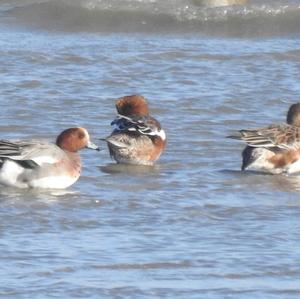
[78,132,85,139]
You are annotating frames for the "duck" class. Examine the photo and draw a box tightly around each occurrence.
[228,103,300,174]
[104,95,166,166]
[0,127,99,188]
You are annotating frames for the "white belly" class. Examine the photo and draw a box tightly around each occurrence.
[28,175,79,189]
[0,160,78,189]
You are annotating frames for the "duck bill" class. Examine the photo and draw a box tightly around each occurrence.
[86,141,100,151]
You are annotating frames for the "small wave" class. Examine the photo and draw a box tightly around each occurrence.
[92,260,192,270]
[2,0,300,36]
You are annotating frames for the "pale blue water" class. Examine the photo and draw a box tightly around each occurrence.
[1,1,300,298]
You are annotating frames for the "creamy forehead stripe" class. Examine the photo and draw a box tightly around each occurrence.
[79,127,89,139]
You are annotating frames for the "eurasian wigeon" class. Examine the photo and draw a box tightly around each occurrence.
[228,103,300,174]
[0,127,99,189]
[104,95,166,166]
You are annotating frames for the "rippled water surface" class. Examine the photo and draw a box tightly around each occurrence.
[1,1,300,298]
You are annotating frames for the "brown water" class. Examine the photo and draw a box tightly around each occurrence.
[1,1,300,298]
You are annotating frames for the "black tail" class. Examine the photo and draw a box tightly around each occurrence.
[241,146,255,171]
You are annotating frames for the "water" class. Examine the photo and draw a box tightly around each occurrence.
[1,0,300,298]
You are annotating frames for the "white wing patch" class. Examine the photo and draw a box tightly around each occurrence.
[112,114,166,140]
[31,155,60,166]
[157,129,166,141]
